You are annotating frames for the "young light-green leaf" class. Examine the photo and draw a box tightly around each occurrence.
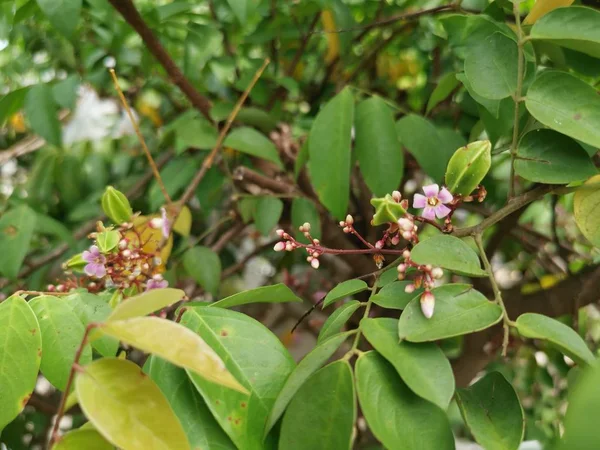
[223,127,283,168]
[410,235,487,277]
[99,317,247,394]
[355,352,455,450]
[253,197,284,236]
[426,72,460,114]
[456,372,524,450]
[30,295,92,391]
[322,279,369,308]
[530,6,600,59]
[445,140,492,196]
[361,318,454,410]
[516,129,596,184]
[574,174,600,247]
[145,356,236,450]
[265,331,352,435]
[183,246,222,296]
[525,71,600,148]
[318,301,362,343]
[308,87,354,219]
[371,281,422,310]
[0,296,42,432]
[209,283,302,309]
[398,284,503,342]
[76,358,190,450]
[24,83,62,147]
[107,288,185,322]
[279,360,355,450]
[0,204,37,279]
[515,313,595,365]
[181,307,295,450]
[354,96,404,196]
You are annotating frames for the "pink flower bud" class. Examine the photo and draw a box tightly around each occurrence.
[119,239,128,249]
[149,217,163,229]
[391,235,400,245]
[425,264,432,271]
[312,251,319,258]
[400,199,409,210]
[405,284,415,294]
[402,231,412,240]
[375,240,384,249]
[299,225,305,232]
[397,263,406,273]
[431,267,444,279]
[397,273,405,281]
[122,249,132,258]
[343,226,350,233]
[303,222,311,231]
[420,291,435,319]
[311,258,320,269]
[274,242,286,252]
[403,250,411,259]
[285,243,294,251]
[339,221,346,227]
[345,214,354,225]
[398,218,413,231]
[276,229,285,237]
[313,239,320,245]
[307,256,313,262]
[56,284,65,292]
[47,285,55,292]
[392,191,402,202]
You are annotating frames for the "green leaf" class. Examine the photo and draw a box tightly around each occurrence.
[64,291,118,357]
[530,6,600,59]
[24,83,62,147]
[226,0,249,24]
[559,363,600,450]
[76,358,190,450]
[318,301,361,343]
[574,174,600,247]
[516,129,596,184]
[265,332,352,435]
[52,428,113,450]
[183,246,222,296]
[322,279,369,308]
[181,307,295,450]
[355,352,454,450]
[398,284,503,342]
[95,230,121,253]
[279,360,355,450]
[0,296,42,432]
[371,281,423,310]
[354,96,404,196]
[410,234,487,277]
[52,74,80,110]
[30,295,92,391]
[464,32,519,100]
[515,313,595,365]
[361,318,454,410]
[253,197,283,236]
[223,127,283,168]
[36,0,81,37]
[209,283,302,309]
[456,372,524,450]
[107,288,185,322]
[291,197,321,242]
[525,70,600,148]
[99,317,247,394]
[165,111,218,152]
[396,114,457,181]
[457,72,502,117]
[0,205,37,279]
[445,140,492,195]
[145,356,236,450]
[0,87,29,125]
[426,72,460,114]
[308,87,354,219]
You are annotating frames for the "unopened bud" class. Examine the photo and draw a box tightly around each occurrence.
[397,273,405,281]
[311,258,320,269]
[307,256,313,262]
[274,242,286,252]
[122,249,132,258]
[101,186,133,225]
[339,221,346,227]
[403,250,411,259]
[405,284,415,294]
[375,240,384,249]
[276,229,285,237]
[119,239,128,249]
[343,226,350,233]
[47,285,55,292]
[56,284,65,292]
[420,291,435,319]
[303,222,311,231]
[345,214,354,225]
[313,239,320,245]
[397,263,406,273]
[392,191,402,203]
[391,235,400,245]
[285,243,294,251]
[149,217,163,229]
[431,267,444,279]
[398,218,413,232]
[402,231,412,240]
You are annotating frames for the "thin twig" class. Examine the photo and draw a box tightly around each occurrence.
[344,276,380,359]
[475,233,511,356]
[509,0,525,199]
[109,69,172,206]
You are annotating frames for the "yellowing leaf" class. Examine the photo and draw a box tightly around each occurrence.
[321,10,339,64]
[524,0,574,25]
[52,428,113,450]
[107,288,185,322]
[76,358,190,450]
[574,174,600,248]
[100,317,248,394]
[125,215,173,266]
[172,205,192,237]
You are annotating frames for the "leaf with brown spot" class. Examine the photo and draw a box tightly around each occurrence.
[0,205,37,279]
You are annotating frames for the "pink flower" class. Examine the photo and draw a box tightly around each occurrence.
[146,278,169,291]
[149,208,171,239]
[82,245,107,278]
[413,184,453,220]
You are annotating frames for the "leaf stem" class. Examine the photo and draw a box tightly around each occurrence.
[474,233,511,356]
[509,0,525,199]
[344,276,379,359]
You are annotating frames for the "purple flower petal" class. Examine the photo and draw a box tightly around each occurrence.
[422,184,439,198]
[438,187,453,204]
[82,250,93,263]
[434,204,452,219]
[160,208,171,238]
[421,206,436,220]
[89,245,100,256]
[84,263,106,278]
[413,193,427,209]
[146,279,169,291]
